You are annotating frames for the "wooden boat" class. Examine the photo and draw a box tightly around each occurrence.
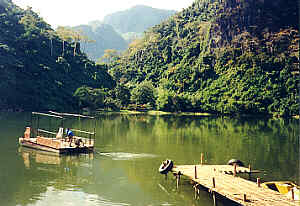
[262,181,300,200]
[19,112,96,154]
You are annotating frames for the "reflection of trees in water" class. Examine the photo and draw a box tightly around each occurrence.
[54,114,298,186]
[16,148,94,205]
[97,115,299,184]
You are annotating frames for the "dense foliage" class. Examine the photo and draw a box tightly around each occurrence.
[0,1,115,111]
[108,0,299,117]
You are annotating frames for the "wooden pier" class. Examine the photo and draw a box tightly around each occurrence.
[172,164,299,206]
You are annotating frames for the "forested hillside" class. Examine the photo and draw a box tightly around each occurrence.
[0,1,115,111]
[108,0,299,117]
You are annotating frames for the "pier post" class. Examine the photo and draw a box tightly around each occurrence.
[201,153,204,165]
[257,178,261,187]
[291,188,295,200]
[243,194,247,202]
[176,173,181,189]
[248,164,252,179]
[195,165,198,179]
[213,177,216,188]
[233,163,237,177]
[213,192,217,206]
[193,183,200,200]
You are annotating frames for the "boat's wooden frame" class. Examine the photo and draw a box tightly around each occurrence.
[19,111,96,154]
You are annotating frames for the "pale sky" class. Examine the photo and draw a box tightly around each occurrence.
[12,0,195,28]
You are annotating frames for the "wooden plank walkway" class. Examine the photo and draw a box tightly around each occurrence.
[172,165,299,206]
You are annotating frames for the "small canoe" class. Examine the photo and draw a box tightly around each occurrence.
[262,181,300,200]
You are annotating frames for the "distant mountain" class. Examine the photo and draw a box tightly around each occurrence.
[103,5,176,34]
[73,5,176,61]
[73,23,127,61]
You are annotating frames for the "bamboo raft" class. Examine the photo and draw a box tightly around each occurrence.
[172,164,299,206]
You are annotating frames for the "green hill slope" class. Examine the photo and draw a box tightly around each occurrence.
[109,0,299,116]
[0,1,115,111]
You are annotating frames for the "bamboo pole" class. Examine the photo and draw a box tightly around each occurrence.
[32,112,63,119]
[48,111,94,119]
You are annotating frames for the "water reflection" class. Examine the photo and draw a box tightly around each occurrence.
[0,113,299,206]
[100,152,157,160]
[96,115,299,183]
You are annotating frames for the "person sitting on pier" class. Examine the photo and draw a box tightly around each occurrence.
[66,128,74,146]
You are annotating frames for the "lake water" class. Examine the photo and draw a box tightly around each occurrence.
[0,112,299,206]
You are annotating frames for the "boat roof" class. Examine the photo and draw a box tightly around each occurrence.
[32,112,63,119]
[48,111,95,119]
[32,111,95,119]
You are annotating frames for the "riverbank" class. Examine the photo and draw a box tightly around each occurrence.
[94,109,300,120]
[95,109,213,116]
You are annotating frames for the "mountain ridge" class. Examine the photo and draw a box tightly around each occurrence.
[72,5,176,61]
[108,0,299,116]
[103,5,176,33]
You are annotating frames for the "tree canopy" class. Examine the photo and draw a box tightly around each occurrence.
[0,2,115,111]
[107,0,299,117]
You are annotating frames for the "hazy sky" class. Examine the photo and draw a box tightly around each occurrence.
[12,0,195,28]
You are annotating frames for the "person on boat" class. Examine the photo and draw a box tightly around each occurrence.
[66,128,74,146]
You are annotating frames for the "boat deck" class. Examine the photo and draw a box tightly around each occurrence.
[172,164,299,206]
[19,136,94,154]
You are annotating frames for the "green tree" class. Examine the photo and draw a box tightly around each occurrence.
[99,49,119,63]
[114,84,131,107]
[156,88,174,111]
[130,81,155,107]
[73,86,106,110]
[56,26,72,55]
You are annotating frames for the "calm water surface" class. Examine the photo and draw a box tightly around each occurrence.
[0,112,299,206]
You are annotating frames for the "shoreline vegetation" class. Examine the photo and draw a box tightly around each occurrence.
[0,108,298,119]
[94,109,299,119]
[0,1,298,118]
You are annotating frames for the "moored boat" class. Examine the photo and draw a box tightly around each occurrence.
[19,112,96,154]
[262,181,300,200]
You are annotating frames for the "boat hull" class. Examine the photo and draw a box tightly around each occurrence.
[19,138,94,154]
